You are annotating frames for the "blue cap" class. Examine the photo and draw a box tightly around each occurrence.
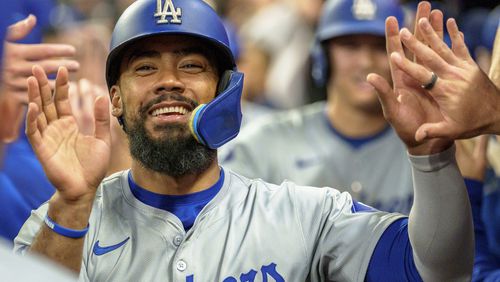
[317,0,405,42]
[106,0,235,88]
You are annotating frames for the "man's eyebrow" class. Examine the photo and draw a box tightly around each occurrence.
[126,47,209,66]
[173,46,209,58]
[126,50,161,66]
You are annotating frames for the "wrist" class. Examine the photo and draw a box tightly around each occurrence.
[407,139,453,156]
[47,193,94,230]
[44,215,89,238]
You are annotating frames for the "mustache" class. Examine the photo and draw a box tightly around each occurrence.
[140,93,199,117]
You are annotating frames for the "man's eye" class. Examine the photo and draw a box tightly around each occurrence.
[181,63,203,69]
[136,65,156,72]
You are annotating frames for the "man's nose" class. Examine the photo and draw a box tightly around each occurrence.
[357,46,377,69]
[153,69,185,95]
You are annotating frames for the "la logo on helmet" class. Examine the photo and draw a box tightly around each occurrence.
[352,0,377,20]
[155,0,182,24]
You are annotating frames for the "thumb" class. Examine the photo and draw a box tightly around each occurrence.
[6,14,37,42]
[415,122,452,142]
[367,73,397,120]
[94,96,111,146]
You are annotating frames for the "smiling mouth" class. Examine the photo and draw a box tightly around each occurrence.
[151,106,190,117]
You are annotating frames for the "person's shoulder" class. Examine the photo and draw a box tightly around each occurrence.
[225,168,338,201]
[97,170,130,198]
[238,102,326,140]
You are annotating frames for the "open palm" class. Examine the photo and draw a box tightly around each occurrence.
[26,66,111,201]
[367,14,452,154]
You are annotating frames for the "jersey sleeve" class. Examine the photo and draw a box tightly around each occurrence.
[290,184,404,281]
[13,202,48,255]
[13,189,101,281]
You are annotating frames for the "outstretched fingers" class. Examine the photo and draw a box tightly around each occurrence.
[25,102,43,149]
[429,9,444,41]
[385,16,404,88]
[417,18,457,65]
[390,52,440,92]
[413,1,431,63]
[399,27,448,76]
[27,76,48,133]
[367,73,398,120]
[386,17,404,57]
[446,18,473,64]
[54,67,73,118]
[32,65,58,123]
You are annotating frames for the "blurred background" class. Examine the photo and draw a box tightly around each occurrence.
[5,0,500,110]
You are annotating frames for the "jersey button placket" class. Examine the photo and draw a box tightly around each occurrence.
[176,260,187,272]
[173,235,183,246]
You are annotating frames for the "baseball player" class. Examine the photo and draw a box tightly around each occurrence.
[221,0,413,214]
[15,0,472,281]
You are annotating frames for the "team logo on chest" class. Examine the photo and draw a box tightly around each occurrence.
[155,0,182,24]
[351,0,377,20]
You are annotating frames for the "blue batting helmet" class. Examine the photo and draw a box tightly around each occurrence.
[312,0,404,86]
[317,0,405,43]
[106,0,236,89]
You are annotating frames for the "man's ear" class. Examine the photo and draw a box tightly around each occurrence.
[110,85,123,118]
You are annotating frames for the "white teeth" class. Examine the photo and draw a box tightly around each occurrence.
[152,106,188,117]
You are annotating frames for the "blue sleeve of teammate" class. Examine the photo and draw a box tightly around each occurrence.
[482,171,500,257]
[0,173,31,243]
[465,179,500,282]
[366,218,422,282]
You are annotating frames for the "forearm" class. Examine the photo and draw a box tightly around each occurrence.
[30,193,93,273]
[408,145,474,281]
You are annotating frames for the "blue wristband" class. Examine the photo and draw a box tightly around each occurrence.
[44,215,89,238]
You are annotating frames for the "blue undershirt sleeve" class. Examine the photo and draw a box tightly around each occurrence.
[465,179,500,282]
[366,218,422,282]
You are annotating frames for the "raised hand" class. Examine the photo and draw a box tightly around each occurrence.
[3,15,80,96]
[381,2,500,141]
[0,15,80,142]
[367,6,452,155]
[25,65,111,203]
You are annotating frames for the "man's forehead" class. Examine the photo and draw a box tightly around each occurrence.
[123,35,206,58]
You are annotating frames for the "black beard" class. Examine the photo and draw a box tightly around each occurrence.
[124,95,216,177]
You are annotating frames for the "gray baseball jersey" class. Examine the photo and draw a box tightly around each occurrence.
[220,101,413,214]
[15,169,402,281]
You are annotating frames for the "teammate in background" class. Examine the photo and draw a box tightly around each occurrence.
[373,2,500,140]
[455,137,500,281]
[0,15,80,242]
[222,0,414,214]
[0,7,78,282]
[15,0,472,281]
